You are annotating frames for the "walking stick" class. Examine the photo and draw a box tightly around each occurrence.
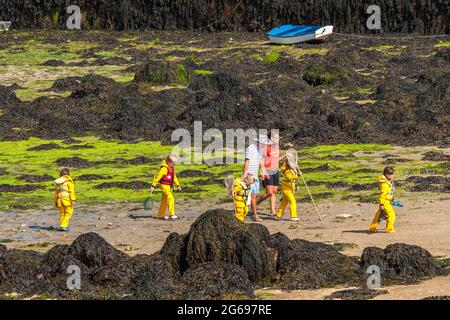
[299,171,323,222]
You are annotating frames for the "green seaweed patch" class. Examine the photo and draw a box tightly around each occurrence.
[355,99,376,105]
[193,69,215,76]
[434,41,449,48]
[187,55,199,63]
[363,44,406,56]
[95,51,124,58]
[147,70,166,84]
[264,50,280,63]
[303,67,349,86]
[176,64,190,85]
[250,53,262,61]
[0,45,79,65]
[365,44,395,52]
[145,63,190,86]
[255,292,277,297]
[433,256,449,268]
[357,87,375,94]
[52,11,60,27]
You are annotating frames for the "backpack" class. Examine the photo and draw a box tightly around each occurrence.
[55,177,69,198]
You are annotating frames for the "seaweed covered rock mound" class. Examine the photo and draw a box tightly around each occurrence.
[134,61,190,85]
[360,243,447,284]
[184,209,276,284]
[183,209,359,289]
[181,262,255,300]
[0,210,447,299]
[0,85,20,105]
[69,232,129,267]
[273,235,359,290]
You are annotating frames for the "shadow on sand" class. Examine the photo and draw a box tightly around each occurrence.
[342,229,380,234]
[28,225,59,231]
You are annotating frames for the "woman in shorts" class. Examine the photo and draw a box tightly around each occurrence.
[258,132,283,217]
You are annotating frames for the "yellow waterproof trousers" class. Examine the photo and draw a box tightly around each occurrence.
[157,184,175,218]
[234,202,249,222]
[369,203,396,233]
[58,206,74,228]
[276,186,297,219]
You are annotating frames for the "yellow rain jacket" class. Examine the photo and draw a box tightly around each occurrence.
[377,175,395,205]
[277,163,300,219]
[53,175,76,229]
[370,175,396,233]
[54,175,76,207]
[233,177,250,222]
[151,160,180,218]
[280,163,299,190]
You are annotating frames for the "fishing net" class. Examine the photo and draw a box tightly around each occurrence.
[143,196,155,210]
[224,175,235,196]
[285,148,299,173]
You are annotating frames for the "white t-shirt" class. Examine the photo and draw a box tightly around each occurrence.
[245,144,264,178]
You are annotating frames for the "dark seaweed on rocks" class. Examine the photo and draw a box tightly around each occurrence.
[422,151,450,161]
[0,184,41,192]
[184,210,276,284]
[0,210,447,299]
[274,238,359,290]
[54,157,92,168]
[76,174,110,181]
[406,176,450,193]
[1,0,447,34]
[181,262,254,299]
[27,143,61,151]
[95,181,151,189]
[325,288,389,300]
[18,174,54,183]
[177,170,214,178]
[422,296,450,300]
[123,156,152,165]
[0,40,449,147]
[360,243,447,285]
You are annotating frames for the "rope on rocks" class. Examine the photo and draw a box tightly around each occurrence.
[333,32,450,40]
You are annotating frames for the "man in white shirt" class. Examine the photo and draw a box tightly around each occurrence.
[243,135,271,222]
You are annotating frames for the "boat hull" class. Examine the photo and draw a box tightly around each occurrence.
[269,25,333,44]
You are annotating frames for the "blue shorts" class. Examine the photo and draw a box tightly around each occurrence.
[247,181,260,205]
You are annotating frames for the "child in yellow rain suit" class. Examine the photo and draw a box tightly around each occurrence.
[150,155,182,220]
[53,168,76,232]
[232,173,255,222]
[275,160,300,221]
[369,167,396,233]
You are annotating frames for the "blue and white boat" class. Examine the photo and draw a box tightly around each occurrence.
[267,25,334,45]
